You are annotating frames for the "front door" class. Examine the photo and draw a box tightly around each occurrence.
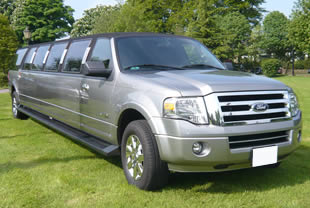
[80,38,115,143]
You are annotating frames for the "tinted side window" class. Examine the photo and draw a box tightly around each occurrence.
[16,48,28,67]
[90,38,112,68]
[32,45,50,71]
[23,47,37,70]
[63,39,91,73]
[45,42,68,71]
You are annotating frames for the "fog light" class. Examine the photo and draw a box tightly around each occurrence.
[192,142,203,155]
[297,131,302,143]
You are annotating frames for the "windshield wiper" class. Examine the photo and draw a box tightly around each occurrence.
[181,64,224,70]
[124,64,184,71]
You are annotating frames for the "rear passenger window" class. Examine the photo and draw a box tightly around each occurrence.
[16,48,28,67]
[90,38,112,68]
[23,47,37,70]
[32,45,50,71]
[63,39,91,73]
[45,42,68,71]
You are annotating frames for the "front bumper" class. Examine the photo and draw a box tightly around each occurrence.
[153,111,302,172]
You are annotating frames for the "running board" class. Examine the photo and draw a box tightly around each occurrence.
[18,106,119,156]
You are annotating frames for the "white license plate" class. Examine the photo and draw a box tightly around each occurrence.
[252,146,278,167]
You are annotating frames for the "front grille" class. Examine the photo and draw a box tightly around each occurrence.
[216,91,291,125]
[218,94,284,102]
[229,131,289,149]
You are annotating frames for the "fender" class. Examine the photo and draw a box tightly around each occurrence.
[116,101,161,134]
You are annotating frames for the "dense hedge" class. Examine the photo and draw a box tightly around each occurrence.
[261,59,281,77]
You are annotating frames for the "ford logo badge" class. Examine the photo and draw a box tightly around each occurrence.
[252,102,269,112]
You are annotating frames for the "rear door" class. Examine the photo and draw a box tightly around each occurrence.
[12,48,28,92]
[35,39,91,129]
[19,47,37,107]
[24,44,51,111]
[80,38,116,143]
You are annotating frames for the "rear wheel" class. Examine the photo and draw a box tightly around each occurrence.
[12,91,28,120]
[121,120,168,190]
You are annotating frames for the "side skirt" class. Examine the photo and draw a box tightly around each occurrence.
[18,106,120,156]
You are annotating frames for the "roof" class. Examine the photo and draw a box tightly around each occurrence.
[21,32,186,49]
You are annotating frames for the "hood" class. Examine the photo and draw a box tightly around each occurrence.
[126,69,289,96]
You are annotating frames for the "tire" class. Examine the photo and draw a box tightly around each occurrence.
[12,91,28,120]
[121,120,169,190]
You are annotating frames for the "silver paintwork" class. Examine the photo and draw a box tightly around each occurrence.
[8,34,302,173]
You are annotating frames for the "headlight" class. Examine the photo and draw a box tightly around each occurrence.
[289,92,299,117]
[163,97,208,124]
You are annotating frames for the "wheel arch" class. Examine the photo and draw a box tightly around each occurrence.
[116,106,158,146]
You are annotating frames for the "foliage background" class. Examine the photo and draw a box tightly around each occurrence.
[0,14,18,87]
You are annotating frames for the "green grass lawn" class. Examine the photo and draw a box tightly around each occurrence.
[0,76,309,208]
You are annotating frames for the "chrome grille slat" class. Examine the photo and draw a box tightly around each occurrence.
[223,117,290,125]
[219,99,289,106]
[222,108,289,116]
[213,90,291,126]
[229,135,288,144]
[228,131,290,149]
[218,94,284,102]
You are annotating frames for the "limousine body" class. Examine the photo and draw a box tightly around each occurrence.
[9,33,302,190]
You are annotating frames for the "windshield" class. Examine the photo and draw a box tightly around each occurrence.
[116,36,225,71]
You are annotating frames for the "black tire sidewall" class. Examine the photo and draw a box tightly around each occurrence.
[121,120,161,190]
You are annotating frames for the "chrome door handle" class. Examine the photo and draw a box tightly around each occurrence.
[82,83,90,91]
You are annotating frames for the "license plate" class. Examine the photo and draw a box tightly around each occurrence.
[252,146,278,167]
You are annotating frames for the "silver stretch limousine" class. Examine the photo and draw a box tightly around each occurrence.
[8,33,302,190]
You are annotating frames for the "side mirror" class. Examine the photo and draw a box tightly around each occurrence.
[82,60,112,77]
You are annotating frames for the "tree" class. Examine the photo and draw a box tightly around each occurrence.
[214,12,251,61]
[93,0,182,33]
[91,5,122,34]
[289,0,310,55]
[247,24,264,62]
[11,0,74,44]
[261,11,291,60]
[71,5,117,38]
[180,0,219,49]
[215,0,266,26]
[0,0,15,18]
[92,0,265,55]
[0,14,18,77]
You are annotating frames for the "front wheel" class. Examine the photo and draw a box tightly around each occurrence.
[12,91,28,120]
[121,120,168,190]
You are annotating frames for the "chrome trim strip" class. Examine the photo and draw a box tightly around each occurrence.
[30,52,36,64]
[222,108,289,116]
[82,47,91,64]
[43,50,50,64]
[60,49,67,65]
[222,117,292,126]
[19,93,117,127]
[216,90,288,96]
